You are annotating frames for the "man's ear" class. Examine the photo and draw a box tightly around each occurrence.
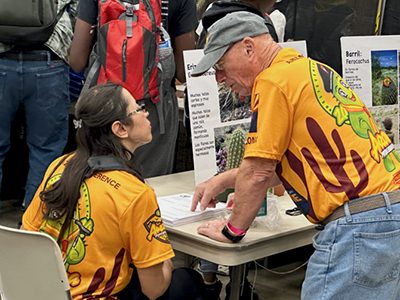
[111,121,129,139]
[242,37,255,57]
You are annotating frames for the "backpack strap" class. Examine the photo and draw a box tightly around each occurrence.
[87,155,145,182]
[121,0,140,37]
[78,56,101,102]
[161,0,169,31]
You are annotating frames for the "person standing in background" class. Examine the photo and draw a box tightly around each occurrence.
[0,0,79,208]
[69,0,197,178]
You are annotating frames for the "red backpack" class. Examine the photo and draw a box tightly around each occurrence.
[92,0,162,103]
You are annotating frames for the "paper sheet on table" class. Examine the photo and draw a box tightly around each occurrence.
[158,193,227,226]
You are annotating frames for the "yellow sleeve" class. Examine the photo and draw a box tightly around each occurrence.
[245,78,293,161]
[119,187,174,269]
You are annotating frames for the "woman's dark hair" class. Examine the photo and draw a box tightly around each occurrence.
[40,83,135,242]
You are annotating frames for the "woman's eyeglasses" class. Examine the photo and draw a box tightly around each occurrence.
[126,103,146,118]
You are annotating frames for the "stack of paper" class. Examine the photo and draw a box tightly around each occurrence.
[157,193,227,226]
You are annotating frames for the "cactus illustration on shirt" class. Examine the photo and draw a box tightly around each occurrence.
[310,60,400,172]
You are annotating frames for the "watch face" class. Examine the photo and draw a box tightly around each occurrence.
[222,225,245,243]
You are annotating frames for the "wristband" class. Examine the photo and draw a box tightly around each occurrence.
[221,225,245,243]
[226,221,248,236]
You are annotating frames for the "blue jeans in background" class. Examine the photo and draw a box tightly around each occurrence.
[302,193,400,299]
[200,259,219,274]
[0,52,69,207]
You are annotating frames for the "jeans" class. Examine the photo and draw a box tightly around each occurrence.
[302,193,400,300]
[200,259,219,274]
[0,53,69,207]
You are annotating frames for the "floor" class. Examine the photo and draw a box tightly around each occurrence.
[173,253,307,300]
[0,198,308,300]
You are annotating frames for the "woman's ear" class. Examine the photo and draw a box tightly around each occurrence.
[111,121,129,139]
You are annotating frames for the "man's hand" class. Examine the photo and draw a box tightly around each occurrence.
[191,177,224,211]
[191,169,238,212]
[197,219,231,243]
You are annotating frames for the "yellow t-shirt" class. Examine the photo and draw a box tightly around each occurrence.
[245,48,400,223]
[23,155,174,299]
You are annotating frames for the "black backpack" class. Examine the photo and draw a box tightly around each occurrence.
[197,0,279,48]
[0,0,64,46]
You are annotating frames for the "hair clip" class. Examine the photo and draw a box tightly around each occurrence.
[73,119,82,129]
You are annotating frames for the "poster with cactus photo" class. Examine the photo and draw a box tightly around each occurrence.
[341,35,400,144]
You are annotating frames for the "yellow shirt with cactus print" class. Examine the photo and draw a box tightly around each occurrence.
[22,155,174,299]
[244,48,400,223]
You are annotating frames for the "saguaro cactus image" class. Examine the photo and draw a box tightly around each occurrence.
[215,126,246,202]
[226,127,246,170]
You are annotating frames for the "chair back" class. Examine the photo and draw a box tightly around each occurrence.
[0,225,71,300]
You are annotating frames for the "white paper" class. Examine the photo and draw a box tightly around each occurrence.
[158,193,227,226]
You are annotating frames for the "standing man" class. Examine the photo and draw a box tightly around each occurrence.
[191,11,400,299]
[70,0,197,178]
[193,2,280,299]
[0,0,78,208]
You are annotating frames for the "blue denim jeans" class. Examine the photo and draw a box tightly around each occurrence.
[302,193,400,300]
[0,53,69,207]
[199,259,219,274]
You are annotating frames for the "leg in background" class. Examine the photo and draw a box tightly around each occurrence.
[23,59,69,207]
[0,58,22,200]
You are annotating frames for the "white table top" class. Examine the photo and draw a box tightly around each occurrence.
[147,171,316,266]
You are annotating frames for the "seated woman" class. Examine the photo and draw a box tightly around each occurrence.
[22,83,204,300]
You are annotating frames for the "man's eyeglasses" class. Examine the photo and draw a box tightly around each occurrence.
[126,103,146,118]
[213,43,236,72]
[213,61,224,71]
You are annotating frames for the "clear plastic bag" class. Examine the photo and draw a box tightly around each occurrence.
[253,192,282,230]
[226,192,283,231]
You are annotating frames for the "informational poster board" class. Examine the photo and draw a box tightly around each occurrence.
[184,41,307,184]
[341,35,400,145]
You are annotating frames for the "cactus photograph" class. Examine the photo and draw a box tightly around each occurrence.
[214,124,250,173]
[218,85,252,123]
[371,49,398,106]
[368,105,399,145]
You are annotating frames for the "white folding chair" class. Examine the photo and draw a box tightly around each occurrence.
[0,225,72,300]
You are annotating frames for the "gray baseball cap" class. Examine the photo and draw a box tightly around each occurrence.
[191,11,269,77]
